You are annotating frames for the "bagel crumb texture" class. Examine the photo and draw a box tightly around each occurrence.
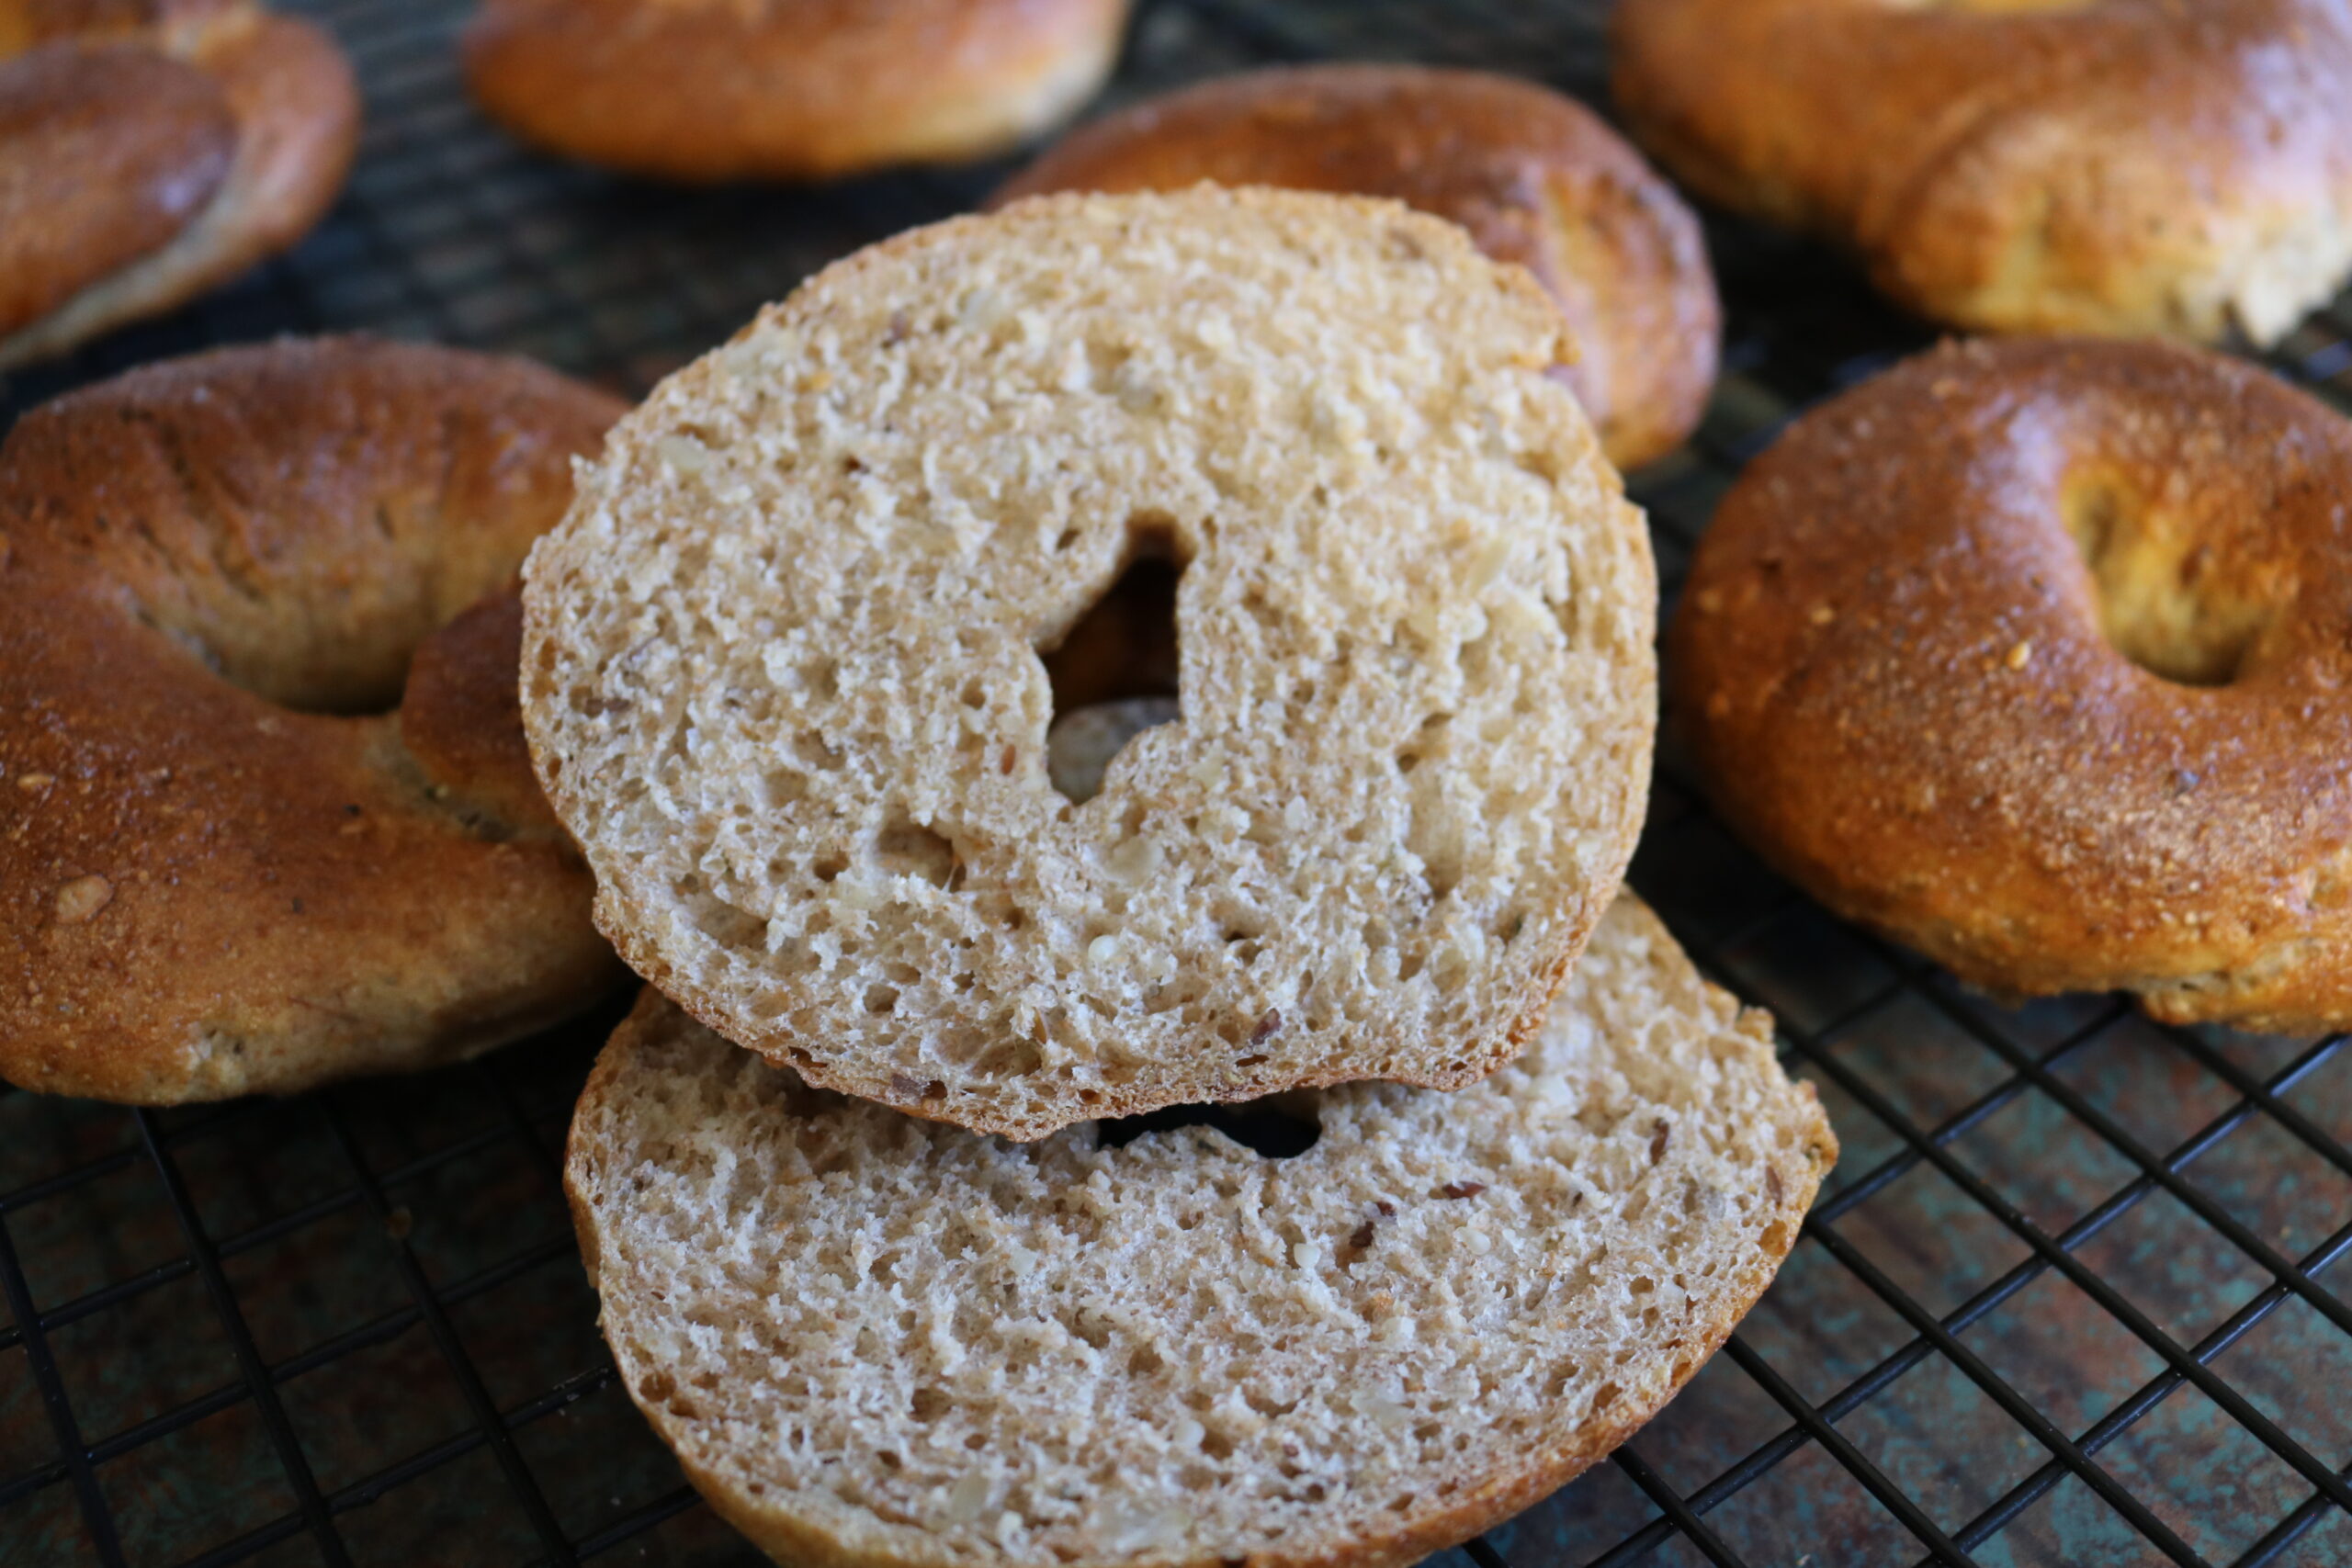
[992,62,1721,470]
[523,187,1657,1140]
[568,897,1834,1568]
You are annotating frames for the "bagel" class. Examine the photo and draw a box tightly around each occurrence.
[1671,335,2352,1034]
[1610,0,2352,345]
[0,0,358,369]
[567,897,1835,1568]
[0,336,629,1104]
[461,0,1131,183]
[995,63,1720,471]
[522,187,1657,1142]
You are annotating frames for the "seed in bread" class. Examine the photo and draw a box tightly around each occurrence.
[568,895,1835,1568]
[522,186,1658,1141]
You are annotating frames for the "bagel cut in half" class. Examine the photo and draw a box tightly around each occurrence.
[569,897,1835,1568]
[522,187,1658,1140]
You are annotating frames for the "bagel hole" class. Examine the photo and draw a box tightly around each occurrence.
[111,412,524,716]
[2065,476,2278,687]
[1093,1092,1321,1160]
[1039,515,1187,806]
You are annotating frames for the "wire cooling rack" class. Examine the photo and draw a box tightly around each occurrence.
[7,2,2352,1564]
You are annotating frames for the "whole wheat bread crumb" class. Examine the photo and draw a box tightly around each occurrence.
[567,896,1835,1568]
[523,186,1657,1140]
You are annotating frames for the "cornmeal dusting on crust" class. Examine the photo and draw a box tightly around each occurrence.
[0,337,627,1104]
[1672,335,2352,1034]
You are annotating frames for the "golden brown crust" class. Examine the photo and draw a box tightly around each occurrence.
[995,64,1718,470]
[0,0,241,51]
[399,589,564,833]
[0,337,631,1104]
[183,11,357,268]
[0,0,357,369]
[1671,335,2352,1033]
[1611,0,2352,345]
[0,48,232,334]
[462,0,1130,182]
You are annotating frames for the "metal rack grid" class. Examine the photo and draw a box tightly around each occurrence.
[5,1,2351,1563]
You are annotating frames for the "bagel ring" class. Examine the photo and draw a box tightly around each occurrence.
[994,63,1720,471]
[1672,336,2352,1034]
[0,336,628,1103]
[1611,0,2352,345]
[521,188,1657,1142]
[462,0,1132,182]
[0,0,358,368]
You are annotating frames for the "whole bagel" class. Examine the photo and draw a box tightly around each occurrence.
[0,0,358,368]
[1611,0,2352,345]
[1671,336,2352,1034]
[0,336,629,1103]
[994,63,1720,471]
[462,0,1131,183]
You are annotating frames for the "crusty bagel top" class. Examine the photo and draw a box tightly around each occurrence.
[0,46,233,336]
[1671,336,2352,1023]
[0,0,239,52]
[4,339,616,714]
[1611,0,2352,342]
[0,336,628,1102]
[523,187,1657,1142]
[462,0,1129,181]
[994,63,1719,470]
[0,0,316,344]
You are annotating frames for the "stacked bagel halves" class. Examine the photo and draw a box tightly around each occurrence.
[521,185,1831,1568]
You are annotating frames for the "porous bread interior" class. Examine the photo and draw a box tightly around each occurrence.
[523,187,1657,1141]
[567,897,1835,1568]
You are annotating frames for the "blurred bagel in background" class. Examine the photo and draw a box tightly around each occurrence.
[1611,0,2352,344]
[464,0,1133,182]
[0,0,359,368]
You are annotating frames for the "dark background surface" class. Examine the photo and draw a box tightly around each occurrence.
[6,2,2352,1565]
